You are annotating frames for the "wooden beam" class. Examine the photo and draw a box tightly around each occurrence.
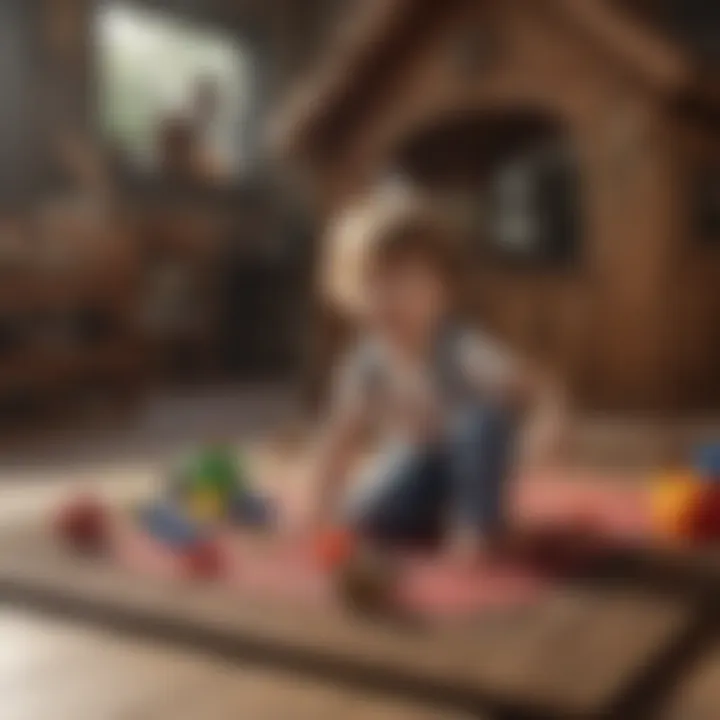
[0,526,697,719]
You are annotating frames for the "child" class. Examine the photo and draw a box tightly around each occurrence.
[310,191,559,563]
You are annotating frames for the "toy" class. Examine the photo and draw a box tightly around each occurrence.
[651,446,720,544]
[694,444,720,480]
[139,444,276,551]
[312,528,397,613]
[172,445,274,526]
[187,489,224,523]
[54,495,109,552]
[650,471,702,541]
[139,503,205,549]
[313,527,356,570]
[138,503,223,577]
[337,545,396,613]
[689,484,720,542]
[230,492,275,528]
[182,539,224,578]
[174,445,246,522]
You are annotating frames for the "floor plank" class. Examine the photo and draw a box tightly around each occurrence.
[0,526,694,718]
[0,608,479,720]
[663,642,720,720]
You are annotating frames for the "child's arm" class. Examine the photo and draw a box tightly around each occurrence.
[458,332,538,412]
[460,333,568,461]
[307,349,373,529]
[310,401,366,528]
[521,369,568,467]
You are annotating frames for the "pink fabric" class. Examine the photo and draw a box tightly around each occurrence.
[514,473,651,541]
[104,474,652,619]
[110,516,191,582]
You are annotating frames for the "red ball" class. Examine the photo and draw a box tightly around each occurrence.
[183,540,224,579]
[55,495,108,551]
[689,487,720,543]
[313,528,356,570]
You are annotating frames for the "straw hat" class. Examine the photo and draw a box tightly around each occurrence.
[322,181,454,316]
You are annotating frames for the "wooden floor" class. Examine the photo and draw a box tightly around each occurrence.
[0,607,478,720]
[3,589,720,720]
[663,642,720,720]
[3,388,720,719]
[0,386,301,532]
[5,587,720,720]
[0,389,474,720]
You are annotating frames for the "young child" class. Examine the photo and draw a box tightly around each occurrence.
[310,192,559,563]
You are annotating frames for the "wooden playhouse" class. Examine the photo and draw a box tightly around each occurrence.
[274,0,720,417]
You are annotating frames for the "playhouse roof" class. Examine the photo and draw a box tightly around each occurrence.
[271,0,716,162]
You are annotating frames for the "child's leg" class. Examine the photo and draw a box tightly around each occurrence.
[344,445,447,544]
[446,403,517,538]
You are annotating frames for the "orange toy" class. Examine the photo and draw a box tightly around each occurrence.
[313,527,356,569]
[650,471,702,542]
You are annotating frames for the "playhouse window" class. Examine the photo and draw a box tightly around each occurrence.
[659,0,719,66]
[96,2,255,179]
[485,143,580,265]
[392,113,581,266]
[619,0,719,66]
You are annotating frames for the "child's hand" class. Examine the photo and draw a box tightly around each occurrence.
[523,374,568,468]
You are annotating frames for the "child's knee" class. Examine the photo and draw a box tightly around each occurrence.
[450,403,516,449]
[342,447,445,541]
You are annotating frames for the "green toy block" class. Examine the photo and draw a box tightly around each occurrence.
[174,445,247,502]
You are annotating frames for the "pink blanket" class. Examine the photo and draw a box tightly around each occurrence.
[110,474,651,620]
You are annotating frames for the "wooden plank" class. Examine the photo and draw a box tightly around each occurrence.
[663,643,720,720]
[0,608,482,720]
[0,526,694,718]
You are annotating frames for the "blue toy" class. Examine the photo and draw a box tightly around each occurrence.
[230,492,275,528]
[693,444,720,480]
[140,445,276,547]
[139,503,206,549]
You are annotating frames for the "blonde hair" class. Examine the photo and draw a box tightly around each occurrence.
[323,185,461,316]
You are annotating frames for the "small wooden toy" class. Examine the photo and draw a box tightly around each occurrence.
[312,528,397,612]
[337,545,396,613]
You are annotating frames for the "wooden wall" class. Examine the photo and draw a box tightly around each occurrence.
[309,0,699,414]
[0,2,43,201]
[671,114,720,410]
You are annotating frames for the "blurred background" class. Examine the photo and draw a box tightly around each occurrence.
[0,0,331,446]
[0,0,716,457]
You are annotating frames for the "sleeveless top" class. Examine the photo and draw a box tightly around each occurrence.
[334,322,519,442]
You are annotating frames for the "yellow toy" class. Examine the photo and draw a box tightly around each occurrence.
[187,489,225,523]
[650,470,701,541]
